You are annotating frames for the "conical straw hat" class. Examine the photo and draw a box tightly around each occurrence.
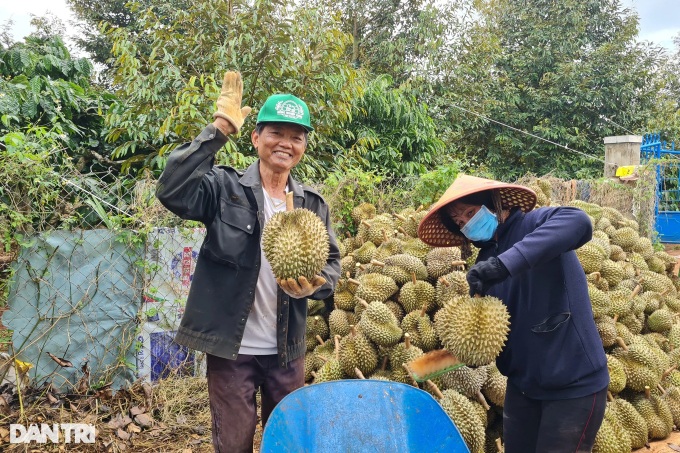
[418,174,537,247]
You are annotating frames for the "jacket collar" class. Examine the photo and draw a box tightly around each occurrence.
[496,207,522,238]
[239,160,304,205]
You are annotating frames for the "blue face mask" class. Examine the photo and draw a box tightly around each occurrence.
[460,205,499,242]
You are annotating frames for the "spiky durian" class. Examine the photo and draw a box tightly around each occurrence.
[357,300,403,347]
[426,247,465,280]
[481,363,507,407]
[577,242,607,274]
[305,315,329,351]
[399,275,436,313]
[352,273,398,303]
[328,307,357,338]
[351,202,376,227]
[338,325,378,376]
[434,295,510,366]
[436,271,469,306]
[401,308,439,351]
[262,203,330,280]
[607,355,627,394]
[609,397,648,449]
[438,388,486,453]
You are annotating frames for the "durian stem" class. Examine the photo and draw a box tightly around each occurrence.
[612,314,619,323]
[438,277,451,288]
[333,335,341,361]
[404,333,411,349]
[411,272,417,285]
[615,337,628,351]
[361,219,371,228]
[644,386,651,399]
[420,303,428,317]
[607,391,614,402]
[380,356,388,371]
[663,364,678,379]
[425,379,444,399]
[495,438,503,453]
[315,335,325,346]
[357,298,369,308]
[382,229,389,243]
[475,390,491,410]
[589,272,601,282]
[285,191,294,211]
[416,205,424,213]
[394,214,407,221]
[451,260,466,268]
[370,259,385,267]
[398,227,408,235]
[355,368,366,379]
[658,383,667,395]
[632,284,642,297]
[310,371,318,379]
[349,325,357,337]
[347,278,361,287]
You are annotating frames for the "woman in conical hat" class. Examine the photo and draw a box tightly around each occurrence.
[419,174,609,453]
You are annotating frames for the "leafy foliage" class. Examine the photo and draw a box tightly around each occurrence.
[0,35,116,167]
[407,0,667,180]
[326,74,446,176]
[105,0,362,177]
[309,0,441,84]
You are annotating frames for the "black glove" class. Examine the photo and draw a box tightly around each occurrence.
[467,257,510,296]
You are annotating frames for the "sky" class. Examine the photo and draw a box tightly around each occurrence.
[1,0,679,53]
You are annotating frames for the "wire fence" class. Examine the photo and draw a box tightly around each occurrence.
[0,158,658,396]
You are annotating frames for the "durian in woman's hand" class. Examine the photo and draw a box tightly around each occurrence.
[262,192,330,285]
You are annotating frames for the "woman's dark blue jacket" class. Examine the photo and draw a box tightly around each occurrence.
[479,207,609,400]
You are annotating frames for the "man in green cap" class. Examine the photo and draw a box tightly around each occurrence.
[156,71,340,452]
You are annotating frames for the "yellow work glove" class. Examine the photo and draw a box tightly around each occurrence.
[213,71,252,132]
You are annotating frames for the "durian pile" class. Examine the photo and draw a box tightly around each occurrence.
[304,202,511,453]
[303,184,680,453]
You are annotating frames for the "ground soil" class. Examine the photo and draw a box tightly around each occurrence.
[664,243,680,276]
[635,430,680,452]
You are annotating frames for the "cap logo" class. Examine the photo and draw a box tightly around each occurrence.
[275,100,304,120]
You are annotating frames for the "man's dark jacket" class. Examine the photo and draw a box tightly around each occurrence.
[156,124,341,366]
[479,206,609,399]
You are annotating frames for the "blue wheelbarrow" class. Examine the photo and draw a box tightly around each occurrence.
[260,379,470,452]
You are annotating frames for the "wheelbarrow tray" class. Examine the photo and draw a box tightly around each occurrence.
[260,379,470,452]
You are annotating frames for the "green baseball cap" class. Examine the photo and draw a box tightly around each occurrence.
[256,93,313,132]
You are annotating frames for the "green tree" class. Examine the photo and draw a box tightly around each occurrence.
[414,0,665,180]
[0,35,116,168]
[105,0,362,177]
[472,0,662,178]
[309,0,446,84]
[329,74,445,176]
[646,33,680,145]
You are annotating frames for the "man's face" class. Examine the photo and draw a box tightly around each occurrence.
[252,123,307,173]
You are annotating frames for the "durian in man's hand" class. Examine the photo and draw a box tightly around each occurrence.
[262,192,330,282]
